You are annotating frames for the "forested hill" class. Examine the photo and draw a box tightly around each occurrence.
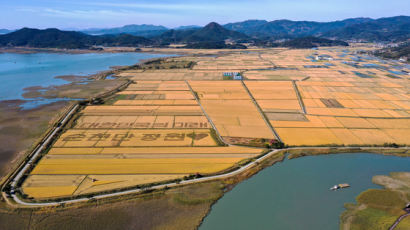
[0,28,153,49]
[222,16,410,42]
[154,22,249,43]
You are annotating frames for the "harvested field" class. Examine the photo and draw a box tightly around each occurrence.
[126,81,190,91]
[120,69,225,81]
[265,113,306,121]
[270,115,326,128]
[320,98,344,108]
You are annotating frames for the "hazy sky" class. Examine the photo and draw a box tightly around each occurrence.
[1,0,409,29]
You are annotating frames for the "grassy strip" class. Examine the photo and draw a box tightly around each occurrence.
[287,147,410,159]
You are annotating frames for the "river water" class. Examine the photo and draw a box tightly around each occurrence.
[0,52,173,108]
[199,153,410,230]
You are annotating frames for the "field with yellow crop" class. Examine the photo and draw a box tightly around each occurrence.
[189,81,276,139]
[53,129,217,147]
[20,47,410,200]
[74,115,210,129]
[48,146,264,155]
[31,158,248,175]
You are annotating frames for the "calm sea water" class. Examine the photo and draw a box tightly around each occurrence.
[0,52,174,108]
[200,153,410,230]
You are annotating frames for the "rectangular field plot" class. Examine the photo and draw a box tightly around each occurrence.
[200,99,275,139]
[73,174,187,195]
[243,70,306,81]
[22,186,78,199]
[31,157,248,175]
[245,81,298,100]
[127,81,190,91]
[270,115,326,128]
[82,105,203,116]
[114,99,197,106]
[48,146,264,155]
[275,127,344,146]
[117,91,195,100]
[258,100,301,112]
[189,81,275,139]
[120,70,224,81]
[53,129,217,147]
[189,81,250,100]
[74,115,210,129]
[22,174,186,198]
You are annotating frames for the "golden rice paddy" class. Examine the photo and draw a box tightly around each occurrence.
[53,129,217,147]
[48,146,263,155]
[22,47,410,199]
[75,115,210,129]
[31,158,246,175]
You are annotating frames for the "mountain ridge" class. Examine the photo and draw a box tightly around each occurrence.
[81,24,168,37]
[0,28,153,49]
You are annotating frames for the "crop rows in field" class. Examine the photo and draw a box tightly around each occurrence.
[75,115,210,129]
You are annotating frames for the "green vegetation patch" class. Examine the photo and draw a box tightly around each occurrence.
[356,189,405,214]
[347,207,400,230]
[340,172,410,230]
[132,59,196,70]
[173,181,224,205]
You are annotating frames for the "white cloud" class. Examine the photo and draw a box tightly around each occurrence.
[17,7,168,20]
[81,2,208,11]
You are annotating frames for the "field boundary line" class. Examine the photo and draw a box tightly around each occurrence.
[292,80,307,114]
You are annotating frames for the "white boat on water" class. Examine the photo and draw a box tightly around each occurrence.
[330,185,340,190]
[330,183,350,191]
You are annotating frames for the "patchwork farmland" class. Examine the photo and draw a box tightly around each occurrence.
[19,47,410,200]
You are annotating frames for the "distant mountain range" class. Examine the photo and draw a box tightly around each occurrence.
[0,28,153,49]
[0,24,346,50]
[0,16,408,49]
[224,18,374,39]
[0,29,14,34]
[322,16,410,42]
[157,22,248,43]
[173,25,202,30]
[81,24,168,37]
[75,16,410,42]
